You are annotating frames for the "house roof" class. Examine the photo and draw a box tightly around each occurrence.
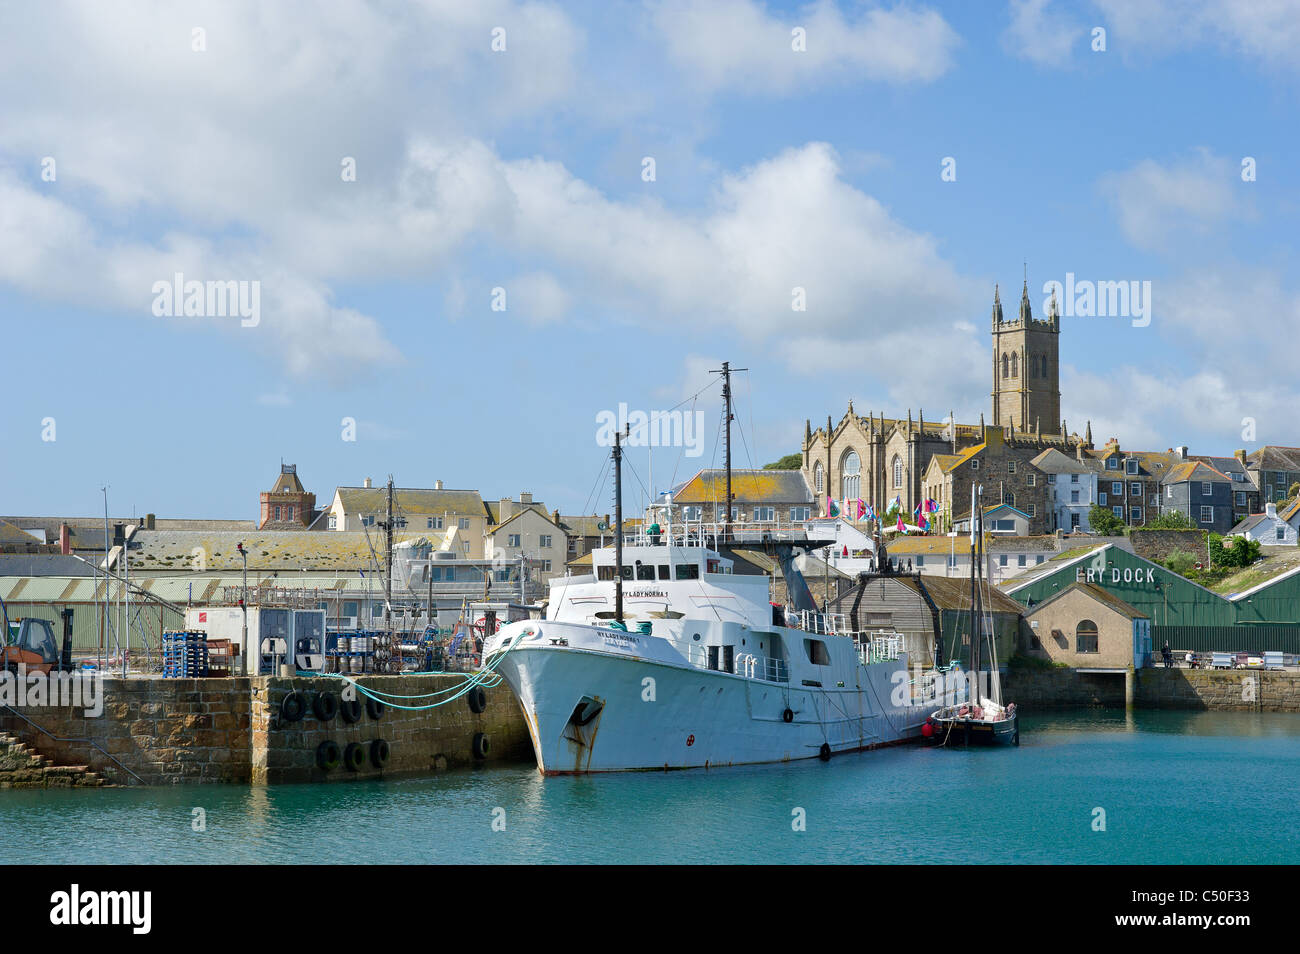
[1024,581,1149,619]
[124,529,444,572]
[490,507,563,535]
[670,469,812,505]
[1248,445,1300,472]
[334,487,487,518]
[1280,499,1300,523]
[940,443,986,472]
[891,574,1026,616]
[1030,448,1091,474]
[0,521,45,546]
[559,515,613,537]
[269,468,306,495]
[1163,460,1231,485]
[1229,513,1270,535]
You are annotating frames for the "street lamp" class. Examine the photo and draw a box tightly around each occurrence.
[236,542,249,675]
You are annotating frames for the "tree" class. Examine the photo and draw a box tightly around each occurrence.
[1088,505,1126,536]
[1145,509,1193,530]
[1208,533,1261,569]
[764,453,803,470]
[1290,482,1300,500]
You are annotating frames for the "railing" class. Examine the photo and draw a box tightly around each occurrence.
[683,644,788,683]
[799,610,851,636]
[855,631,904,664]
[620,521,820,550]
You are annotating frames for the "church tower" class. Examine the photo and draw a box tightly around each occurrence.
[991,280,1060,433]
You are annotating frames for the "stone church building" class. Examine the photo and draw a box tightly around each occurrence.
[801,282,1093,532]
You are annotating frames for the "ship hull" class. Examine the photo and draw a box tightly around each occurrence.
[487,622,930,774]
[928,711,1019,747]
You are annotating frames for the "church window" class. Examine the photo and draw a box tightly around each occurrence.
[892,456,903,488]
[1030,355,1037,378]
[1001,353,1008,378]
[1010,353,1018,377]
[842,451,861,501]
[814,462,824,493]
[1041,355,1049,377]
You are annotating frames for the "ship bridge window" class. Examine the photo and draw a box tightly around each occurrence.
[658,565,670,580]
[597,566,615,581]
[675,564,700,580]
[620,565,634,580]
[636,563,655,581]
[804,638,830,666]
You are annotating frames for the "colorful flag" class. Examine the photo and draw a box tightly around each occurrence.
[826,497,840,518]
[856,498,866,520]
[896,515,906,533]
[918,512,930,531]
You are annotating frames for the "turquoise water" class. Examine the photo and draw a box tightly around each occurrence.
[6,710,1297,864]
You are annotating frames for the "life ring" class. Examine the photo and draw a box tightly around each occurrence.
[280,690,306,724]
[316,740,341,771]
[313,691,338,722]
[472,732,490,760]
[819,742,832,761]
[366,696,386,721]
[339,697,362,723]
[782,708,794,724]
[343,741,366,772]
[468,686,487,714]
[370,738,391,769]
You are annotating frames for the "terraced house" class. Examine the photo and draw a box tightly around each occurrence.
[1188,452,1258,526]
[921,425,1054,535]
[1084,440,1180,529]
[323,481,489,558]
[1246,445,1300,504]
[1160,460,1235,533]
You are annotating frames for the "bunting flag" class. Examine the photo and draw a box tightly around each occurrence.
[887,496,901,514]
[825,497,840,518]
[918,512,930,532]
[896,515,906,533]
[856,498,866,520]
[926,498,939,513]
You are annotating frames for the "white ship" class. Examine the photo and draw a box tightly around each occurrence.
[483,361,934,774]
[483,526,936,774]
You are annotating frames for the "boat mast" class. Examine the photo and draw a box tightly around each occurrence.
[613,424,628,623]
[710,361,746,545]
[968,483,980,700]
[383,474,394,673]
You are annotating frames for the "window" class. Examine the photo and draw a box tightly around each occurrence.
[842,451,861,501]
[970,459,980,471]
[1018,554,1027,567]
[684,505,702,521]
[542,560,552,572]
[1278,473,1287,487]
[1069,473,1079,484]
[1166,486,1173,499]
[814,462,824,493]
[1278,527,1287,541]
[754,506,775,522]
[540,534,552,548]
[1008,461,1017,474]
[1071,490,1080,503]
[1112,481,1123,495]
[328,514,338,529]
[916,555,925,566]
[1099,492,1107,506]
[507,534,521,547]
[1037,554,1046,563]
[1201,481,1212,496]
[657,565,670,580]
[1047,473,1057,484]
[1076,620,1099,654]
[1070,513,1080,530]
[274,505,281,520]
[1011,352,1018,377]
[1107,458,1118,470]
[804,639,830,666]
[1025,503,1035,516]
[1005,492,1015,507]
[892,456,904,487]
[1200,506,1213,523]
[287,505,294,521]
[790,506,810,522]
[1126,459,1138,475]
[362,515,375,527]
[1130,482,1142,496]
[1112,506,1123,518]
[999,554,1008,567]
[1001,353,1008,378]
[1236,492,1246,507]
[1027,472,1036,486]
[444,567,454,581]
[458,517,470,530]
[1130,507,1143,523]
[675,564,700,580]
[636,563,655,581]
[730,506,740,521]
[430,516,445,530]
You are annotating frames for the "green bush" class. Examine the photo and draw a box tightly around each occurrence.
[1164,550,1196,574]
[1208,533,1260,569]
[1145,509,1193,529]
[764,453,803,470]
[1088,505,1126,535]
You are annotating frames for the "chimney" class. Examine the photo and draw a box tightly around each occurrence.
[145,513,155,530]
[59,523,71,555]
[1177,445,1188,459]
[520,492,533,504]
[1234,449,1247,466]
[435,479,444,490]
[1266,502,1277,517]
[363,477,372,489]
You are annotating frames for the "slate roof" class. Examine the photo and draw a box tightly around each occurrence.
[1031,448,1091,474]
[1163,460,1231,485]
[124,529,441,572]
[1248,445,1300,472]
[334,487,487,518]
[891,574,1026,616]
[1024,581,1149,619]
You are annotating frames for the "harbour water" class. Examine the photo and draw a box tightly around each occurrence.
[7,710,1297,864]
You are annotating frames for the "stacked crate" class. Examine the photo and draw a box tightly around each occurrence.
[162,631,210,678]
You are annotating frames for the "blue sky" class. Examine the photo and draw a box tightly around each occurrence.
[2,0,1298,521]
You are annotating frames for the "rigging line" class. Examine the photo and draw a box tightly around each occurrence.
[579,450,612,519]
[668,392,699,493]
[616,375,723,447]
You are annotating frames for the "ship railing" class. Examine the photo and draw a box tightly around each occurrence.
[799,610,851,637]
[621,523,816,550]
[855,631,904,665]
[683,644,788,683]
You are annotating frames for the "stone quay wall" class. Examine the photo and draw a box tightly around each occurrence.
[1,674,532,786]
[1005,666,1300,712]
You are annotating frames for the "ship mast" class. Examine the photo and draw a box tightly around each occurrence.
[969,483,981,701]
[613,424,628,623]
[710,361,747,545]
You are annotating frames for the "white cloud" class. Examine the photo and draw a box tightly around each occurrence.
[507,271,573,326]
[652,0,960,93]
[1093,0,1300,71]
[1002,0,1085,66]
[1097,149,1250,252]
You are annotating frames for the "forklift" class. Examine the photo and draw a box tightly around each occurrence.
[1,595,75,674]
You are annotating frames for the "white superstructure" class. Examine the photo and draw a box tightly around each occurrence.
[483,524,935,774]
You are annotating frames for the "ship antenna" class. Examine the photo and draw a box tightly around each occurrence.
[613,424,628,624]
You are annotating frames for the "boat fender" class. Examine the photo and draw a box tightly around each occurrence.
[782,708,794,724]
[343,741,366,772]
[370,738,391,769]
[280,690,306,724]
[313,691,338,722]
[818,742,832,761]
[468,686,487,714]
[472,732,490,760]
[316,740,341,771]
[339,697,363,724]
[366,697,386,721]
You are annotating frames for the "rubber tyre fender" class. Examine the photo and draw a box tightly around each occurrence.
[472,732,490,760]
[316,740,341,771]
[818,742,832,761]
[343,741,366,772]
[339,697,362,724]
[370,738,391,769]
[313,691,338,722]
[365,696,386,721]
[781,708,794,724]
[280,690,306,724]
[467,686,487,714]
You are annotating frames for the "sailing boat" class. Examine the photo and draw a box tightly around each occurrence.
[926,484,1019,747]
